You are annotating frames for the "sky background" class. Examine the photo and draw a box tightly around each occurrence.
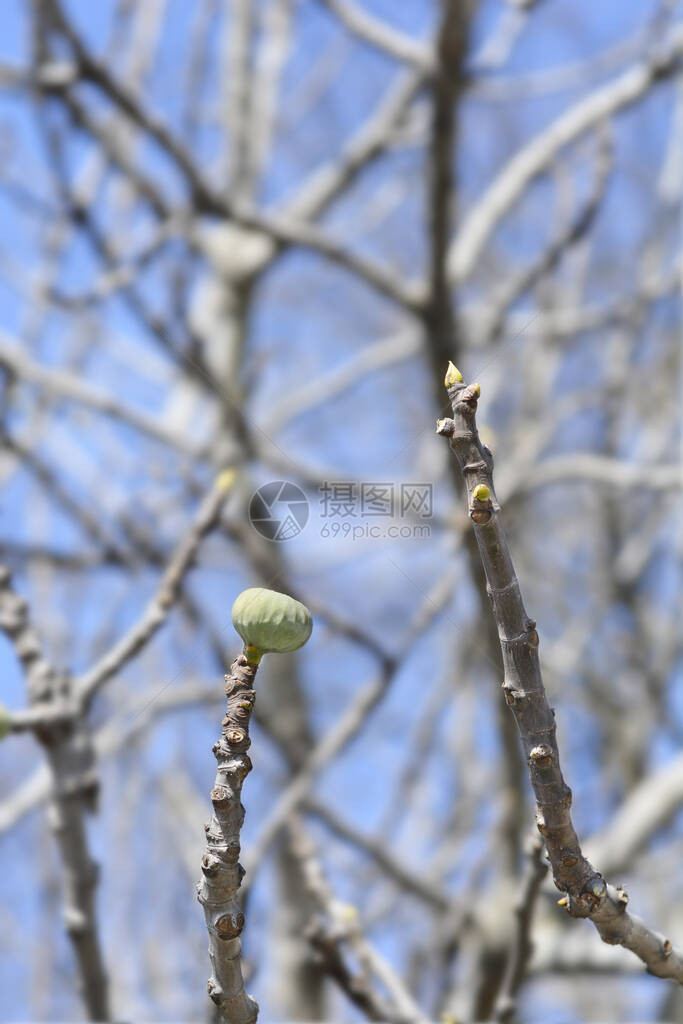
[0,1,680,1021]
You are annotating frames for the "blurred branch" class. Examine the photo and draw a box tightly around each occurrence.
[0,336,202,456]
[587,751,683,877]
[283,68,424,221]
[470,24,655,100]
[76,476,233,706]
[248,0,294,187]
[462,259,679,343]
[521,454,680,494]
[38,0,220,212]
[316,0,432,70]
[469,0,542,73]
[289,819,430,1023]
[47,217,184,306]
[1,430,130,562]
[36,0,424,313]
[0,566,110,1020]
[223,0,256,201]
[0,680,224,838]
[305,797,452,912]
[482,122,613,344]
[423,0,472,380]
[449,25,683,281]
[242,569,455,889]
[493,836,548,1023]
[261,329,422,434]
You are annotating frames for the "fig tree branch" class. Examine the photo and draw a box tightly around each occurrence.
[198,650,260,1024]
[437,366,683,982]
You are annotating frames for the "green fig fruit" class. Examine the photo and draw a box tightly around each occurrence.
[0,705,11,741]
[231,588,312,656]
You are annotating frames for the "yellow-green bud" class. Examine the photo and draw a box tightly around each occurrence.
[232,588,312,655]
[472,484,490,503]
[215,468,237,492]
[444,361,463,387]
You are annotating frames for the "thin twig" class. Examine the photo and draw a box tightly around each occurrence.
[316,0,433,70]
[0,335,201,455]
[493,836,548,1022]
[288,818,430,1024]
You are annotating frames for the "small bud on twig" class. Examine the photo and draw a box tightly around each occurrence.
[444,361,463,387]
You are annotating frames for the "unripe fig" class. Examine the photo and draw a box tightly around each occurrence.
[231,588,312,655]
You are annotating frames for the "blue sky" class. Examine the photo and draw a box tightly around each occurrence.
[0,2,680,1021]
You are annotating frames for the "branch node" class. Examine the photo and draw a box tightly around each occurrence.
[215,911,245,940]
[528,744,554,768]
[436,417,455,436]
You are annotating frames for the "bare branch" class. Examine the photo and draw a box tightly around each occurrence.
[261,329,422,433]
[437,368,683,982]
[0,336,202,456]
[316,0,433,70]
[283,68,424,222]
[289,818,430,1023]
[0,680,224,839]
[493,836,548,1022]
[198,650,260,1024]
[223,0,257,201]
[0,566,109,1019]
[449,26,683,282]
[242,569,455,889]
[306,797,452,912]
[481,122,613,344]
[587,752,683,876]
[76,476,232,706]
[521,454,680,494]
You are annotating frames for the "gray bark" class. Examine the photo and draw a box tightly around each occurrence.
[198,651,260,1024]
